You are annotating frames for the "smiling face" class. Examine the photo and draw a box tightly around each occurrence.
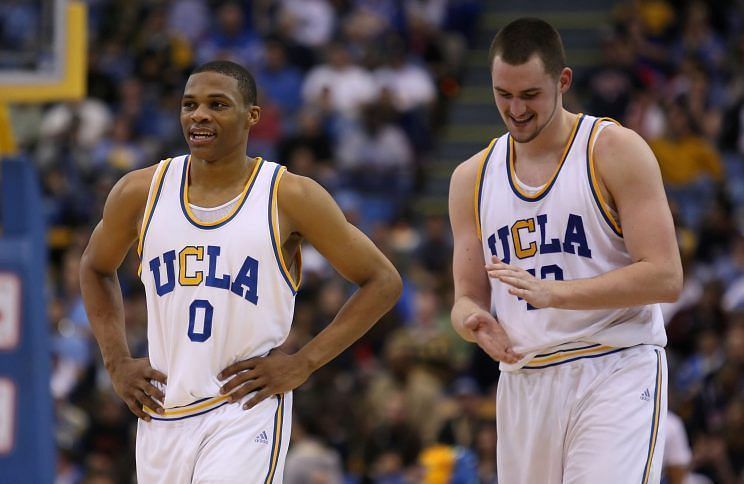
[180,71,259,162]
[491,54,571,143]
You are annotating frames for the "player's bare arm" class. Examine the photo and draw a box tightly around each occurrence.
[486,125,683,309]
[449,150,520,363]
[80,165,167,420]
[218,172,403,409]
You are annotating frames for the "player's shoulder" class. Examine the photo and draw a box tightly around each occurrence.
[275,169,319,202]
[275,168,345,235]
[276,167,353,207]
[592,122,660,188]
[113,164,159,201]
[593,123,650,161]
[104,162,163,218]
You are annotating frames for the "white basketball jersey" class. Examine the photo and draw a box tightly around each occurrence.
[476,114,666,370]
[138,155,300,412]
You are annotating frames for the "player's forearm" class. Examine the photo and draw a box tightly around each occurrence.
[79,261,131,369]
[294,269,402,373]
[451,296,489,342]
[550,260,682,310]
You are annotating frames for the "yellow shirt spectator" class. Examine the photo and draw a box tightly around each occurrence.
[650,134,722,186]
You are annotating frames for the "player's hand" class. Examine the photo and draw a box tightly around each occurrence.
[218,350,311,410]
[486,256,555,309]
[464,310,521,364]
[107,357,167,421]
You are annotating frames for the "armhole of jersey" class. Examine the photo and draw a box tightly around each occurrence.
[587,119,623,237]
[137,158,173,276]
[474,138,497,240]
[269,165,301,295]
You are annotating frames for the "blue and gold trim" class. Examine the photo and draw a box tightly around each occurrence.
[507,114,583,202]
[137,158,173,276]
[180,156,263,229]
[641,349,663,484]
[587,117,623,237]
[474,138,498,240]
[522,343,628,369]
[144,394,231,421]
[268,165,301,295]
[264,394,285,484]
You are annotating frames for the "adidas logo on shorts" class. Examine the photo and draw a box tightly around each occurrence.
[640,388,651,401]
[255,430,269,445]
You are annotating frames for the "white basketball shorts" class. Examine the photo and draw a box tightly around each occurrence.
[136,392,292,483]
[496,345,667,484]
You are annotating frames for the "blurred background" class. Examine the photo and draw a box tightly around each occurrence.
[1,0,743,483]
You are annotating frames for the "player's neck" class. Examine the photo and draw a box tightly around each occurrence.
[516,109,577,161]
[189,153,256,190]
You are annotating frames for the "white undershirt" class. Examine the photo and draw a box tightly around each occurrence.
[514,174,619,219]
[514,174,544,195]
[189,193,242,223]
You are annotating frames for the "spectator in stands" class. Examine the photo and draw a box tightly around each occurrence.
[256,38,304,120]
[302,42,377,119]
[284,416,344,484]
[277,0,335,50]
[649,99,722,226]
[580,32,643,121]
[436,377,485,449]
[336,102,414,210]
[365,330,444,446]
[664,411,695,484]
[90,117,147,173]
[195,2,264,69]
[374,35,437,153]
[670,2,726,76]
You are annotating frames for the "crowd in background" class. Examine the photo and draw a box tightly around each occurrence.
[2,0,744,482]
[581,2,744,482]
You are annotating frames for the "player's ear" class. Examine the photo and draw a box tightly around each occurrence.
[558,67,572,94]
[246,105,261,128]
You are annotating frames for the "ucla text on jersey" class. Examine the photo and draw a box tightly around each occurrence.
[148,246,259,304]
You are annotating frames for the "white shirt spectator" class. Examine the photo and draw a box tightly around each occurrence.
[336,122,413,171]
[405,0,447,28]
[279,0,335,48]
[40,99,112,149]
[374,63,436,112]
[663,412,715,484]
[664,412,692,470]
[303,65,377,117]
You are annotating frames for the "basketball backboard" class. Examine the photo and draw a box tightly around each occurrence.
[0,0,86,102]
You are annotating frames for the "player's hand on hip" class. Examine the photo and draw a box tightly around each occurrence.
[486,256,554,309]
[107,357,167,421]
[463,310,521,364]
[218,349,310,410]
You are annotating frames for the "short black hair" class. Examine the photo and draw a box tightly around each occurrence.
[488,18,566,78]
[191,60,257,105]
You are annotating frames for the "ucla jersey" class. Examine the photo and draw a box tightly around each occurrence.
[476,114,666,371]
[138,155,300,414]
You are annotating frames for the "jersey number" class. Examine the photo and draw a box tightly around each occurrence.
[188,299,214,342]
[524,264,564,310]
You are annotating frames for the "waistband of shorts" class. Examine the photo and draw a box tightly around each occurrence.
[144,394,231,421]
[521,342,638,370]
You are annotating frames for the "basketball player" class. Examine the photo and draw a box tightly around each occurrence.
[449,19,682,483]
[80,60,402,483]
